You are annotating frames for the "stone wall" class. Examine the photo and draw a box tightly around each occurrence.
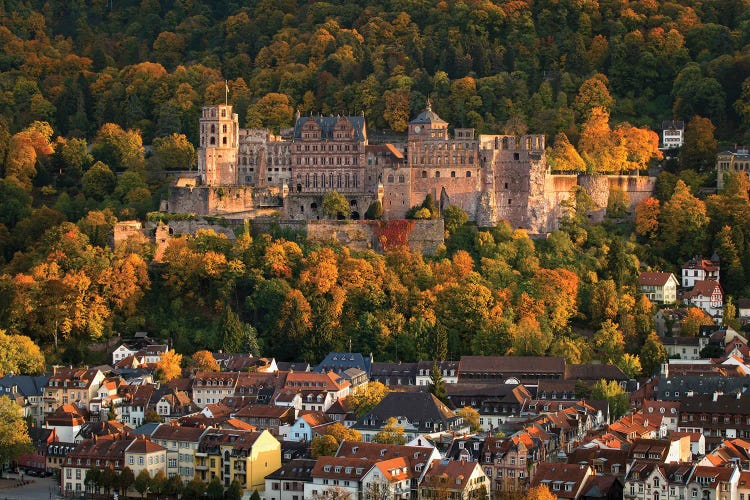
[249,219,444,254]
[283,193,378,220]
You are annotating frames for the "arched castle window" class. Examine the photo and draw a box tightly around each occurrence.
[466,171,472,177]
[337,174,342,188]
[422,171,427,178]
[435,171,440,178]
[388,175,394,183]
[210,124,215,133]
[502,137,509,149]
[451,171,456,177]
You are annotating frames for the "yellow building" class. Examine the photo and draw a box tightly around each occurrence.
[196,428,281,493]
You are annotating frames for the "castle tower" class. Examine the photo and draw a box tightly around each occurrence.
[198,104,239,186]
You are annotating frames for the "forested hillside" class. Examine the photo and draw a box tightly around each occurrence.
[1,0,750,373]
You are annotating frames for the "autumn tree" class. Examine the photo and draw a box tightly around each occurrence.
[0,330,45,375]
[347,382,389,417]
[0,396,31,477]
[91,123,145,171]
[150,133,196,171]
[457,406,481,432]
[155,350,183,382]
[523,485,557,500]
[681,307,714,336]
[372,417,407,445]
[659,180,708,260]
[635,197,660,240]
[617,353,642,379]
[192,350,219,372]
[593,320,625,365]
[547,132,586,172]
[574,74,614,119]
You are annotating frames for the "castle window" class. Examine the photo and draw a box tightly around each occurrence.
[504,182,508,189]
[210,137,215,145]
[422,171,427,178]
[222,125,227,133]
[210,124,215,134]
[388,175,394,183]
[435,171,440,178]
[329,173,334,187]
[399,175,405,183]
[513,153,520,160]
[221,109,226,117]
[466,171,471,177]
[223,137,227,145]
[451,171,456,177]
[508,199,512,205]
[337,174,342,188]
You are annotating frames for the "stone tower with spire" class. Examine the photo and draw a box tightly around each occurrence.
[198,104,239,185]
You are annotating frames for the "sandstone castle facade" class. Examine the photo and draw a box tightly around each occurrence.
[166,103,655,233]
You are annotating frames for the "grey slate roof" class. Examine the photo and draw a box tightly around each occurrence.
[354,391,459,432]
[129,422,160,436]
[315,352,372,377]
[656,375,750,400]
[0,375,49,397]
[293,116,367,142]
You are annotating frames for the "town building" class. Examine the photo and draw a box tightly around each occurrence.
[682,256,720,289]
[716,146,750,190]
[683,281,724,319]
[638,272,679,304]
[661,120,685,149]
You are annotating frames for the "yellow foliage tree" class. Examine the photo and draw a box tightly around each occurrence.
[156,351,183,382]
[192,350,219,372]
[347,382,389,418]
[547,132,586,172]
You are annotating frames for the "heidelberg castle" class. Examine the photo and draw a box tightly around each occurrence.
[165,102,655,233]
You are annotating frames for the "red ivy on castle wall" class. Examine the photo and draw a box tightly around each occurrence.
[369,220,415,250]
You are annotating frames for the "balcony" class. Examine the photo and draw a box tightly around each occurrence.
[195,464,208,471]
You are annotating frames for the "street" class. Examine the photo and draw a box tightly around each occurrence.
[0,476,62,500]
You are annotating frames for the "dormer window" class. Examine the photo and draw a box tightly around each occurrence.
[324,465,331,472]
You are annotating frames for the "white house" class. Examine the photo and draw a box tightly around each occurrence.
[286,412,332,443]
[305,456,369,500]
[638,272,679,304]
[112,344,137,365]
[683,281,724,319]
[662,120,684,149]
[682,257,720,289]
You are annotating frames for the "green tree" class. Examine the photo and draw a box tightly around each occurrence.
[133,469,151,498]
[372,417,407,445]
[679,116,717,173]
[81,161,116,200]
[245,93,295,133]
[428,362,448,404]
[182,477,207,500]
[150,133,197,171]
[591,379,629,421]
[365,200,383,220]
[0,397,31,475]
[724,297,741,332]
[85,468,102,495]
[311,434,339,458]
[119,467,135,495]
[640,332,668,375]
[221,308,260,355]
[442,205,468,235]
[226,479,243,500]
[322,191,350,219]
[164,474,184,497]
[206,475,224,500]
[91,123,144,171]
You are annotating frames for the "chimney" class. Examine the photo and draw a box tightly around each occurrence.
[712,392,720,402]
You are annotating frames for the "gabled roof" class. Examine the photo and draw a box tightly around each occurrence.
[639,272,677,287]
[315,352,372,377]
[356,391,457,428]
[266,458,316,481]
[458,356,565,376]
[682,258,719,272]
[531,463,592,499]
[684,280,723,300]
[421,459,482,490]
[0,375,49,397]
[152,424,206,442]
[125,435,166,454]
[293,115,367,142]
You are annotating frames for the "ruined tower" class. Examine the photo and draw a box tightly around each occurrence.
[198,104,239,186]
